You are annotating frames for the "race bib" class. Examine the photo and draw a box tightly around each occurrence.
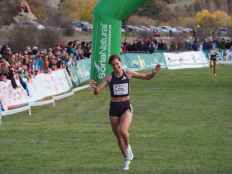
[113,83,128,95]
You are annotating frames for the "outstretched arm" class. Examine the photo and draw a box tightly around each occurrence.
[129,64,161,80]
[89,78,108,95]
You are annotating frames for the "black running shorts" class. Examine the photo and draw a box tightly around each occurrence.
[109,100,132,117]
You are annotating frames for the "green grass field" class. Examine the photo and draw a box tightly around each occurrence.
[0,65,232,174]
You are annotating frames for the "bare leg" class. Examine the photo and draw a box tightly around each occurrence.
[110,116,127,158]
[213,60,217,77]
[209,60,213,73]
[119,110,133,171]
[119,110,133,151]
[110,110,133,159]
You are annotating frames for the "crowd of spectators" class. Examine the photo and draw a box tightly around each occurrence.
[1,36,232,90]
[121,37,232,54]
[122,39,168,53]
[0,40,91,91]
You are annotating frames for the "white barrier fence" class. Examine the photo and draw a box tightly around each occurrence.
[0,80,30,111]
[28,69,73,102]
[0,68,89,118]
[0,85,89,119]
[0,51,227,119]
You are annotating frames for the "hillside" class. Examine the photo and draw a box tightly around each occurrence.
[1,0,232,26]
[136,0,232,20]
[191,0,232,14]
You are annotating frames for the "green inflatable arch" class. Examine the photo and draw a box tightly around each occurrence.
[91,0,145,81]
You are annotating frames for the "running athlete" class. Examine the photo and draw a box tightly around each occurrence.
[209,47,218,78]
[90,54,161,170]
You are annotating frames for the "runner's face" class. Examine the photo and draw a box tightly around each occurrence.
[111,59,122,73]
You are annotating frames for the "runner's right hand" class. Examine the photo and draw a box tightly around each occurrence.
[89,80,97,89]
[155,64,161,74]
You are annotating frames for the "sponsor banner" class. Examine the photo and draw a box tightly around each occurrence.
[0,69,73,111]
[75,59,91,84]
[203,49,232,64]
[28,73,55,102]
[67,59,91,86]
[28,69,73,102]
[219,61,232,64]
[121,52,166,71]
[51,69,73,95]
[0,80,29,110]
[218,50,232,64]
[68,65,81,86]
[164,51,208,70]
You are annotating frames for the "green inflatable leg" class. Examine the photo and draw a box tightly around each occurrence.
[91,0,145,82]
